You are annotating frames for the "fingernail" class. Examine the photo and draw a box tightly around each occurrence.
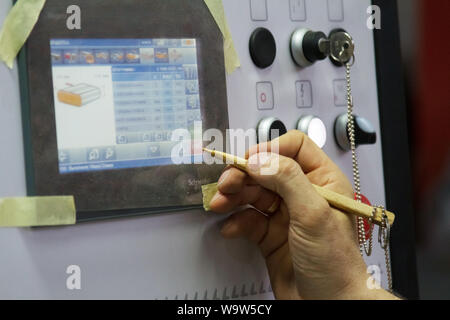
[247,153,271,172]
[217,170,230,186]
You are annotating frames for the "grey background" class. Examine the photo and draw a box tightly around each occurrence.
[397,0,450,300]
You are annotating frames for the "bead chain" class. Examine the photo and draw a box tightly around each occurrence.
[345,61,392,292]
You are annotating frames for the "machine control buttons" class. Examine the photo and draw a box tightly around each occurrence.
[296,115,327,148]
[249,27,277,69]
[334,114,377,151]
[290,28,327,68]
[256,82,274,110]
[302,31,328,64]
[290,28,354,68]
[328,29,354,66]
[250,0,268,21]
[295,80,313,108]
[257,117,287,143]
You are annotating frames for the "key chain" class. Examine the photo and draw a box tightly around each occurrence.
[331,31,393,292]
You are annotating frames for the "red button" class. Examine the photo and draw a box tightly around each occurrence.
[355,193,373,241]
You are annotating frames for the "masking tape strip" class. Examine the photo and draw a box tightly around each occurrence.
[201,182,219,211]
[0,0,46,69]
[0,196,76,227]
[204,0,240,74]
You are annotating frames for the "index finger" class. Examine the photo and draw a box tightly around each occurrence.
[246,130,333,174]
[247,130,354,198]
[217,166,256,195]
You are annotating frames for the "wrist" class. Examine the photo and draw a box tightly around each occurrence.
[333,267,400,300]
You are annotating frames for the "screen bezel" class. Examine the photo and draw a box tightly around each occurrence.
[49,38,204,175]
[20,0,229,214]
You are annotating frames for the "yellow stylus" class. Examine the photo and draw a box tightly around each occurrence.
[203,148,395,226]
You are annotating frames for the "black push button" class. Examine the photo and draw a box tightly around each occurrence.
[257,117,287,143]
[268,120,287,140]
[334,114,377,150]
[249,27,277,69]
[354,116,377,146]
[303,31,327,64]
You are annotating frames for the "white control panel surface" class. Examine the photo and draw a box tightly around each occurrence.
[225,0,389,288]
[0,0,389,299]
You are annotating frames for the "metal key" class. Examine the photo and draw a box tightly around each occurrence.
[317,30,355,65]
[329,31,355,64]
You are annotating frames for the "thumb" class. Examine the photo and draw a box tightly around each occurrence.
[247,153,330,226]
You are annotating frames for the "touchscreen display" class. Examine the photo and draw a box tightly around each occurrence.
[50,39,202,174]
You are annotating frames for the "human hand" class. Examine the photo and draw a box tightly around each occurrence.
[209,130,396,300]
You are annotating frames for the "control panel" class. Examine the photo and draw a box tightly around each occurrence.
[224,0,389,293]
[0,0,396,299]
